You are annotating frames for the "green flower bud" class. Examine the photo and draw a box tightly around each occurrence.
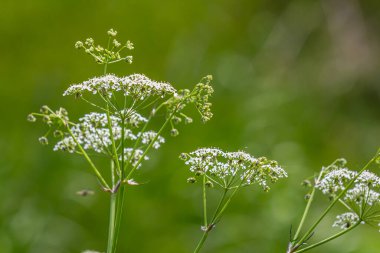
[74,41,83,49]
[172,116,181,124]
[179,153,187,160]
[40,105,49,114]
[205,181,214,188]
[85,38,94,46]
[113,39,121,47]
[184,117,193,124]
[187,177,196,184]
[53,130,63,138]
[126,40,134,50]
[38,136,48,145]
[27,114,36,122]
[125,56,133,64]
[195,170,203,176]
[301,180,312,188]
[107,28,117,37]
[170,128,179,137]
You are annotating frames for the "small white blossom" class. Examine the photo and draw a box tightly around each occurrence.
[333,212,359,229]
[137,131,165,149]
[119,148,149,169]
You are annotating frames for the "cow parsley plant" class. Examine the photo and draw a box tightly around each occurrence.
[28,29,213,253]
[181,148,287,253]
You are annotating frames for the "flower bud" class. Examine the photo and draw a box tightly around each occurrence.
[85,38,94,46]
[107,29,117,37]
[112,39,121,47]
[184,117,193,124]
[187,177,196,184]
[205,181,214,188]
[301,180,312,188]
[170,128,179,137]
[38,136,48,145]
[74,41,83,49]
[195,170,203,176]
[53,130,63,138]
[179,153,187,160]
[125,56,133,64]
[126,40,134,50]
[27,114,36,122]
[40,105,49,114]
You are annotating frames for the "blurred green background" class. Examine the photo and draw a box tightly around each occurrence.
[1,0,380,252]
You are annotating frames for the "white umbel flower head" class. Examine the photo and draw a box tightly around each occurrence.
[181,147,287,191]
[316,168,357,195]
[63,74,177,99]
[53,111,164,154]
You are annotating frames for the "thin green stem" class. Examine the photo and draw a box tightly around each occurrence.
[294,222,360,253]
[212,184,241,224]
[125,107,177,180]
[105,103,122,177]
[202,174,208,227]
[194,231,209,253]
[293,170,324,241]
[107,192,117,253]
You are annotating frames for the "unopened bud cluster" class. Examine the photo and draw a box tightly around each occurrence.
[28,106,69,146]
[75,28,133,64]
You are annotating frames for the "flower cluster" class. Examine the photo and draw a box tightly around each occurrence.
[63,74,177,100]
[316,164,380,230]
[75,28,133,64]
[53,112,164,154]
[180,148,287,191]
[332,212,360,229]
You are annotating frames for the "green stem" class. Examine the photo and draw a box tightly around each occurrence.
[194,231,210,253]
[107,192,117,253]
[212,184,240,224]
[294,222,360,253]
[293,170,324,241]
[125,107,177,180]
[202,174,208,227]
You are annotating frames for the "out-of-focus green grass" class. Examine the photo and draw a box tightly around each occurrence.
[1,0,380,252]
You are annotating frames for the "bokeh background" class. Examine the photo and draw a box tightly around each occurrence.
[1,0,380,252]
